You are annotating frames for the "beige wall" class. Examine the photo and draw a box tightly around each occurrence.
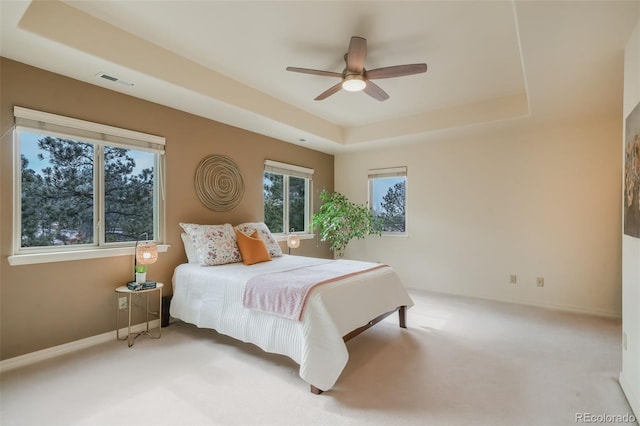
[621,18,640,418]
[336,116,623,317]
[0,58,333,360]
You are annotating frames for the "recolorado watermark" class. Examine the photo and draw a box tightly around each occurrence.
[575,412,636,424]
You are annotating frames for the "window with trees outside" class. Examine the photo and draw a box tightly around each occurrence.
[368,167,407,234]
[12,107,165,262]
[263,160,313,235]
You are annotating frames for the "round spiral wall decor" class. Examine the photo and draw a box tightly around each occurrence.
[194,154,245,211]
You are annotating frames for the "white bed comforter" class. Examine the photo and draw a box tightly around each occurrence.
[170,255,414,391]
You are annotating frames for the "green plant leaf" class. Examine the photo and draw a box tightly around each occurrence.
[311,189,381,255]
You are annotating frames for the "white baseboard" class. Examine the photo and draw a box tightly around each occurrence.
[484,293,622,318]
[421,289,623,319]
[0,320,161,374]
[530,299,621,318]
[619,372,640,419]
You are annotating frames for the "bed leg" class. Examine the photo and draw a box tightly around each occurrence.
[310,385,323,395]
[399,305,407,328]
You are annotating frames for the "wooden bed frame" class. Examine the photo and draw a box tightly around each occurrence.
[309,305,407,394]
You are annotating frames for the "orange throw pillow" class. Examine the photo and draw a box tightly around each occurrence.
[236,230,272,265]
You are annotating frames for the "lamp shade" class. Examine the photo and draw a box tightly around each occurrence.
[287,234,301,249]
[136,242,158,265]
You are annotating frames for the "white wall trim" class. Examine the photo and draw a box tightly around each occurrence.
[507,297,622,319]
[0,320,161,374]
[423,288,622,319]
[14,106,166,146]
[619,372,640,419]
[8,244,170,266]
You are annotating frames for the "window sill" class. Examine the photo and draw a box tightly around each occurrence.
[381,232,408,237]
[7,245,170,266]
[273,233,315,242]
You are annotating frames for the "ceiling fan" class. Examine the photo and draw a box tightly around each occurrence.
[286,36,427,101]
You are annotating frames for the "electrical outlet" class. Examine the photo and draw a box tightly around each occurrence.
[118,296,128,310]
[537,277,544,287]
[510,274,517,284]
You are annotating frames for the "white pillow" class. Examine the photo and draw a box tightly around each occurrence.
[234,222,283,258]
[181,233,198,264]
[179,223,242,266]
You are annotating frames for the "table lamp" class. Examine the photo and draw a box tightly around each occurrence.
[287,234,300,255]
[132,233,158,284]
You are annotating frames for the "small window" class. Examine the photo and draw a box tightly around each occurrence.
[368,167,407,234]
[14,107,165,255]
[263,160,313,234]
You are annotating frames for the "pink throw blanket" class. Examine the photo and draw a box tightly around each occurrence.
[243,259,387,321]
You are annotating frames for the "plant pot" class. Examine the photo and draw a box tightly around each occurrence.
[135,272,146,284]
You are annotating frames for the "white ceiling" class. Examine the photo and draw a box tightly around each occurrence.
[1,0,638,154]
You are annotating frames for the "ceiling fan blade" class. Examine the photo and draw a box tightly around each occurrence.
[366,63,428,80]
[346,36,367,73]
[315,82,343,101]
[363,80,389,101]
[286,67,342,78]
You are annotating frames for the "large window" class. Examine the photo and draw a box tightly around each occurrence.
[368,166,407,234]
[13,107,165,258]
[263,160,313,234]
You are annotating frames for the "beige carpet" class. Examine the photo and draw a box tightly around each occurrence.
[0,290,635,426]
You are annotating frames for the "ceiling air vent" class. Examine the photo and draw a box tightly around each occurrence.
[96,72,135,87]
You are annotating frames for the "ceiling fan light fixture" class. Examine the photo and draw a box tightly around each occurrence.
[342,75,366,92]
[286,36,427,101]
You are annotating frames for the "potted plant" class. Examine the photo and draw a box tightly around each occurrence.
[311,189,381,257]
[135,265,147,284]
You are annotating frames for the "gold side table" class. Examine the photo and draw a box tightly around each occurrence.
[115,283,163,347]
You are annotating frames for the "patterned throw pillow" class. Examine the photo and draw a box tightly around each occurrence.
[179,223,242,266]
[180,233,198,264]
[234,222,283,258]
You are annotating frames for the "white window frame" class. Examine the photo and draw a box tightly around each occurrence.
[263,160,314,239]
[8,107,168,265]
[368,166,408,236]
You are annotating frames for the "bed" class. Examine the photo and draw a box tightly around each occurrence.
[170,222,414,393]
